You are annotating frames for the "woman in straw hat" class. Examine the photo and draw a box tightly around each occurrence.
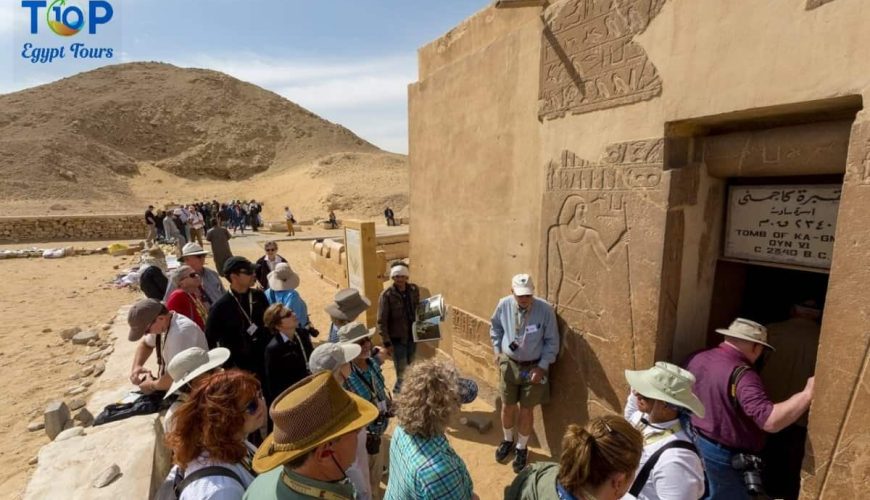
[505,415,643,500]
[384,359,478,500]
[245,371,380,499]
[167,265,210,330]
[623,362,707,500]
[164,369,266,499]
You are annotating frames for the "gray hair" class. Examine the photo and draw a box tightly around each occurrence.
[170,265,194,287]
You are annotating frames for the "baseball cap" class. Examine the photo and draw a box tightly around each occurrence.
[127,298,165,341]
[511,274,535,296]
[308,343,361,373]
[222,256,255,278]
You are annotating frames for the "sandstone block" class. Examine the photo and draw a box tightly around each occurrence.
[71,330,98,345]
[92,361,106,377]
[73,408,94,427]
[67,399,85,411]
[59,327,81,341]
[66,386,86,396]
[43,401,70,440]
[27,421,44,432]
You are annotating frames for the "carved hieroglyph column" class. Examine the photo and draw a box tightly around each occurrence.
[539,138,670,429]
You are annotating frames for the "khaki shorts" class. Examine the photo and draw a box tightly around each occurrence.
[498,353,550,408]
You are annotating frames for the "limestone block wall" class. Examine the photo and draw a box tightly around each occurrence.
[0,214,144,242]
[410,0,870,494]
[310,234,408,288]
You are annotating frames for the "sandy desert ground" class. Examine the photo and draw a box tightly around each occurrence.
[0,229,545,500]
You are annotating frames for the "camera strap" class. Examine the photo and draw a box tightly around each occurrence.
[729,365,752,412]
[628,440,703,497]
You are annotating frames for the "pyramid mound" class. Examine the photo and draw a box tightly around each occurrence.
[0,62,388,208]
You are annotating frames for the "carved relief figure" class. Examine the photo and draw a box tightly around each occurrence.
[546,194,629,338]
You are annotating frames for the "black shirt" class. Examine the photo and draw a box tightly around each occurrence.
[205,288,270,381]
[145,209,156,225]
[263,329,314,407]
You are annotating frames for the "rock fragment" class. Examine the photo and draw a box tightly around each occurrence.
[92,464,121,488]
[44,401,70,440]
[54,426,84,442]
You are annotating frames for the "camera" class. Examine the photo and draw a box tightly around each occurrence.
[731,453,766,497]
[365,433,382,455]
[508,341,519,352]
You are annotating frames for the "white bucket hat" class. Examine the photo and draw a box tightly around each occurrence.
[164,347,230,399]
[716,318,775,350]
[511,274,534,296]
[181,242,208,258]
[267,262,300,291]
[625,362,706,417]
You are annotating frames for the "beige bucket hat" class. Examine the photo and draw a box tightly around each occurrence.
[625,362,706,417]
[336,322,376,344]
[267,262,300,291]
[324,288,371,322]
[252,371,378,473]
[716,318,775,350]
[164,347,230,398]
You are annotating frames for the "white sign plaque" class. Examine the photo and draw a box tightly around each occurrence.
[725,185,840,269]
[345,228,364,293]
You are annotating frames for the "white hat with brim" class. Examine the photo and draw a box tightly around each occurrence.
[716,317,775,350]
[164,347,230,399]
[181,242,208,258]
[308,343,362,373]
[267,262,300,291]
[625,361,706,418]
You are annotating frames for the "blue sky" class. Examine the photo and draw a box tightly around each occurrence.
[0,1,487,153]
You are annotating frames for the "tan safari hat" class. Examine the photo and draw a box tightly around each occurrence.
[337,322,376,344]
[625,362,706,417]
[164,347,229,399]
[252,371,378,473]
[716,317,775,350]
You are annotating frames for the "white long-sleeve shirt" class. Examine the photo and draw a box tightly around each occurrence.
[623,393,706,500]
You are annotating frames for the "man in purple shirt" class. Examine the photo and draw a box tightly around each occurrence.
[685,318,814,500]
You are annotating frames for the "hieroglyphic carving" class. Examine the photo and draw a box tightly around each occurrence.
[538,0,666,120]
[541,138,663,349]
[450,306,492,346]
[806,0,837,10]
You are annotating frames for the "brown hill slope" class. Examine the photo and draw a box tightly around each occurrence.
[0,62,406,218]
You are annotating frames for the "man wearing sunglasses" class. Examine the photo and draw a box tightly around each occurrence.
[205,257,271,385]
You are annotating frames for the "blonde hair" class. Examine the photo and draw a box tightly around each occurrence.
[394,359,460,438]
[263,303,289,332]
[557,415,643,493]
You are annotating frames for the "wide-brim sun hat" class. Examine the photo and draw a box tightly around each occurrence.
[164,347,230,399]
[267,262,300,291]
[181,242,208,258]
[625,361,706,418]
[308,342,362,373]
[252,371,379,473]
[336,322,376,343]
[716,317,775,350]
[324,288,371,322]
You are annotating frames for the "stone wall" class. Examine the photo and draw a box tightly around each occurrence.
[0,214,144,242]
[410,1,870,496]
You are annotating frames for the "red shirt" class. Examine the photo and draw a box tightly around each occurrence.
[685,343,774,452]
[166,289,205,330]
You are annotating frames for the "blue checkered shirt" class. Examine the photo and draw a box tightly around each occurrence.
[344,359,389,435]
[384,426,474,500]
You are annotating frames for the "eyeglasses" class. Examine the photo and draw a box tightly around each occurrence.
[184,272,200,280]
[238,269,254,276]
[246,390,263,415]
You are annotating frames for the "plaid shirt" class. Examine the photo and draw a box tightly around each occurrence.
[384,426,474,500]
[344,359,389,435]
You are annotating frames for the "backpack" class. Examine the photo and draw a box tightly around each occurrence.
[154,465,243,500]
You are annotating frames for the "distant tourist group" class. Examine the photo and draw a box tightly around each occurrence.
[133,210,812,500]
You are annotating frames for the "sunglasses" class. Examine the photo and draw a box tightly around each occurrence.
[246,390,263,415]
[238,269,254,276]
[265,248,277,252]
[281,310,296,319]
[184,272,200,279]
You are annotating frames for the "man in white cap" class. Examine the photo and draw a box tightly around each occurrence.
[164,242,225,307]
[685,318,815,500]
[623,362,706,500]
[376,262,420,391]
[489,273,559,473]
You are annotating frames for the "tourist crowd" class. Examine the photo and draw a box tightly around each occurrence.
[129,234,814,500]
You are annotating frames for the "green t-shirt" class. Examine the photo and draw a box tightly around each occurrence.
[243,467,355,500]
[505,462,562,500]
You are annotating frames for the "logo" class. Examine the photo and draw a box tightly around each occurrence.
[21,0,114,36]
[18,0,116,64]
